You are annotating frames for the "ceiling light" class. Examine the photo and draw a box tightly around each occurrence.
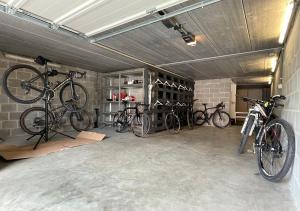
[279,1,294,44]
[182,33,197,46]
[271,57,277,72]
[268,77,272,85]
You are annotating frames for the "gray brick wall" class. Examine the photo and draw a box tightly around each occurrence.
[194,78,233,113]
[273,10,300,210]
[0,53,100,138]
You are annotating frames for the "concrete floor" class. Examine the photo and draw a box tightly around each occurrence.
[0,126,296,211]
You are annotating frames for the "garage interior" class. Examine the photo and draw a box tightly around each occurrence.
[0,0,300,210]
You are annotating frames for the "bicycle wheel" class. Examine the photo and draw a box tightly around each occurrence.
[165,113,180,133]
[115,112,129,133]
[59,82,88,110]
[131,113,151,137]
[187,109,194,129]
[2,64,45,104]
[212,111,230,128]
[193,110,206,126]
[239,115,255,154]
[112,111,123,127]
[20,107,54,135]
[70,110,91,131]
[257,119,295,182]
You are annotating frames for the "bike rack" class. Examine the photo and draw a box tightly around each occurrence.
[32,58,75,150]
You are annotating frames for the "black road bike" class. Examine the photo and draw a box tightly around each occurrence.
[2,56,88,109]
[165,104,181,133]
[113,101,151,137]
[20,100,91,136]
[239,95,295,182]
[193,102,231,128]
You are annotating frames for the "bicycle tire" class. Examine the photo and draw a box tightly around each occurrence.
[20,107,54,135]
[2,64,45,104]
[212,111,230,128]
[257,118,295,182]
[165,113,180,133]
[115,111,129,133]
[59,82,88,110]
[112,111,123,127]
[239,115,255,154]
[131,113,151,137]
[187,109,194,129]
[193,110,206,126]
[70,110,91,132]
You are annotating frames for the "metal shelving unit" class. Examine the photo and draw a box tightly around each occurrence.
[101,68,147,125]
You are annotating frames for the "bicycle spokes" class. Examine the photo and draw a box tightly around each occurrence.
[260,123,288,177]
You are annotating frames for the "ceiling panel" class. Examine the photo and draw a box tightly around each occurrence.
[58,0,187,35]
[0,0,287,83]
[167,50,278,80]
[243,0,289,49]
[0,12,142,72]
[20,0,87,21]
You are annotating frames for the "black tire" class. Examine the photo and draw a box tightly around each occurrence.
[2,64,45,104]
[212,111,230,128]
[187,109,194,129]
[70,110,91,132]
[59,82,88,110]
[165,113,180,133]
[239,115,255,154]
[257,118,295,182]
[20,107,54,135]
[193,110,206,126]
[131,113,151,137]
[115,112,129,133]
[112,111,123,127]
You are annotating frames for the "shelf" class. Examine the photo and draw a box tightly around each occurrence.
[102,112,117,115]
[104,84,143,89]
[103,101,140,104]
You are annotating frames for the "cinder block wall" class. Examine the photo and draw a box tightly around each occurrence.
[0,53,101,138]
[273,10,300,209]
[194,78,233,114]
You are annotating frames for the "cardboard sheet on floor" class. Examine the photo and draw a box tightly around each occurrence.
[0,131,106,160]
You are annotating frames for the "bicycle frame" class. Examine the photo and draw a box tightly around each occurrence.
[27,68,75,97]
[202,105,223,121]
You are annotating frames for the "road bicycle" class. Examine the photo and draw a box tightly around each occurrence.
[20,99,91,136]
[113,101,151,137]
[193,102,230,128]
[2,56,88,109]
[164,103,181,133]
[239,95,295,182]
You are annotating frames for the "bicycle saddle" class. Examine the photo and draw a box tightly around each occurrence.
[35,56,52,65]
[202,103,207,106]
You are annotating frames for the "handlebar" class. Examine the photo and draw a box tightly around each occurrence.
[69,71,86,79]
[47,69,86,79]
[241,95,286,108]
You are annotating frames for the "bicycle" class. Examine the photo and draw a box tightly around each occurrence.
[193,102,230,128]
[164,103,181,133]
[113,101,151,137]
[20,99,91,136]
[2,56,88,109]
[187,99,199,129]
[239,95,295,182]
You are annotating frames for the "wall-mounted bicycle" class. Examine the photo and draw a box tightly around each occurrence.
[2,56,88,109]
